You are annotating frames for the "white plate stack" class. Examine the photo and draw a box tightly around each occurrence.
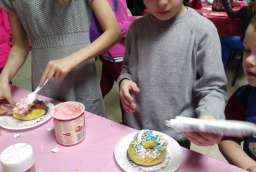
[0,143,35,172]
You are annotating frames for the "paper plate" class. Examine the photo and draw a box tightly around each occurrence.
[114,131,182,172]
[0,103,53,131]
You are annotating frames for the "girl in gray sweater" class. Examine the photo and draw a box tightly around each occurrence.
[0,0,120,115]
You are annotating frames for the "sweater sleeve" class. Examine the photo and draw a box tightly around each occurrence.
[193,21,227,120]
[222,0,243,18]
[117,26,134,84]
[0,0,15,12]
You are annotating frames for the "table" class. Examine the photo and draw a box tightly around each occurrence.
[197,5,242,37]
[0,87,246,172]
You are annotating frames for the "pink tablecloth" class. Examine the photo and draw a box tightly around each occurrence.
[0,87,246,172]
[197,5,242,37]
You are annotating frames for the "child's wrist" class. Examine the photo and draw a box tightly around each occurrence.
[0,73,10,83]
[119,78,130,87]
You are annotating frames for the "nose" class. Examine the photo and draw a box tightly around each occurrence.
[247,54,256,66]
[157,0,169,9]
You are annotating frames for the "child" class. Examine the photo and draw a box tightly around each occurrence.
[221,0,256,67]
[0,8,10,73]
[219,16,256,172]
[0,0,120,115]
[99,0,137,97]
[118,0,227,147]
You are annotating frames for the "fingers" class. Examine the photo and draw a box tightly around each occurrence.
[120,88,136,112]
[40,60,67,85]
[1,93,14,105]
[5,92,14,105]
[130,82,140,94]
[0,82,14,105]
[185,132,222,146]
[40,66,50,86]
[119,80,140,113]
[185,132,209,146]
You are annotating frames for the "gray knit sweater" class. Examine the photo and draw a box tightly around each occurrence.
[0,0,105,115]
[118,7,227,140]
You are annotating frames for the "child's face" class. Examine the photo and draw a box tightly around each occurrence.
[143,0,183,21]
[243,24,256,87]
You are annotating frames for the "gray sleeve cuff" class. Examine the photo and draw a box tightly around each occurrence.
[117,73,132,87]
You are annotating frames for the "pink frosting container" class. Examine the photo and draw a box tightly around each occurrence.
[53,101,85,146]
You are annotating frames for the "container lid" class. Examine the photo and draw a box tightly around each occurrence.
[0,143,35,172]
[53,101,85,120]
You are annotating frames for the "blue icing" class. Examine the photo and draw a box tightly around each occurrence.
[132,129,167,154]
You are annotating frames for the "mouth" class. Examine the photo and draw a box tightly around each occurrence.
[157,11,170,15]
[246,70,256,77]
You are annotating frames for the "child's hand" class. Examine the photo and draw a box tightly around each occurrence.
[184,132,222,146]
[184,115,222,146]
[40,57,76,84]
[119,79,140,113]
[0,76,13,105]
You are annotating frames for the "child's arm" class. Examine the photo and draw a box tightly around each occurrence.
[193,22,227,120]
[0,11,29,104]
[184,20,227,146]
[117,23,134,83]
[219,140,256,171]
[39,0,121,84]
[118,22,140,112]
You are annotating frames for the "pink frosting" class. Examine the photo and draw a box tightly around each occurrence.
[13,98,33,116]
[53,102,85,120]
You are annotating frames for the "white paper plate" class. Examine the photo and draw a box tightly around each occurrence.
[0,103,53,131]
[114,131,182,172]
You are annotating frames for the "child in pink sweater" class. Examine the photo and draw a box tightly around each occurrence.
[0,8,11,73]
[100,0,137,97]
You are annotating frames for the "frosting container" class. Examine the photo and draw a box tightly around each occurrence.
[53,101,85,146]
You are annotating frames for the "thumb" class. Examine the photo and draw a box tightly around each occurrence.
[130,83,140,94]
[5,93,14,105]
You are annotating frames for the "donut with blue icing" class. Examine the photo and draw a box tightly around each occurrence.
[127,129,167,166]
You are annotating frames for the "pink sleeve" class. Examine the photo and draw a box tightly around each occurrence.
[118,16,136,37]
[0,9,10,36]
